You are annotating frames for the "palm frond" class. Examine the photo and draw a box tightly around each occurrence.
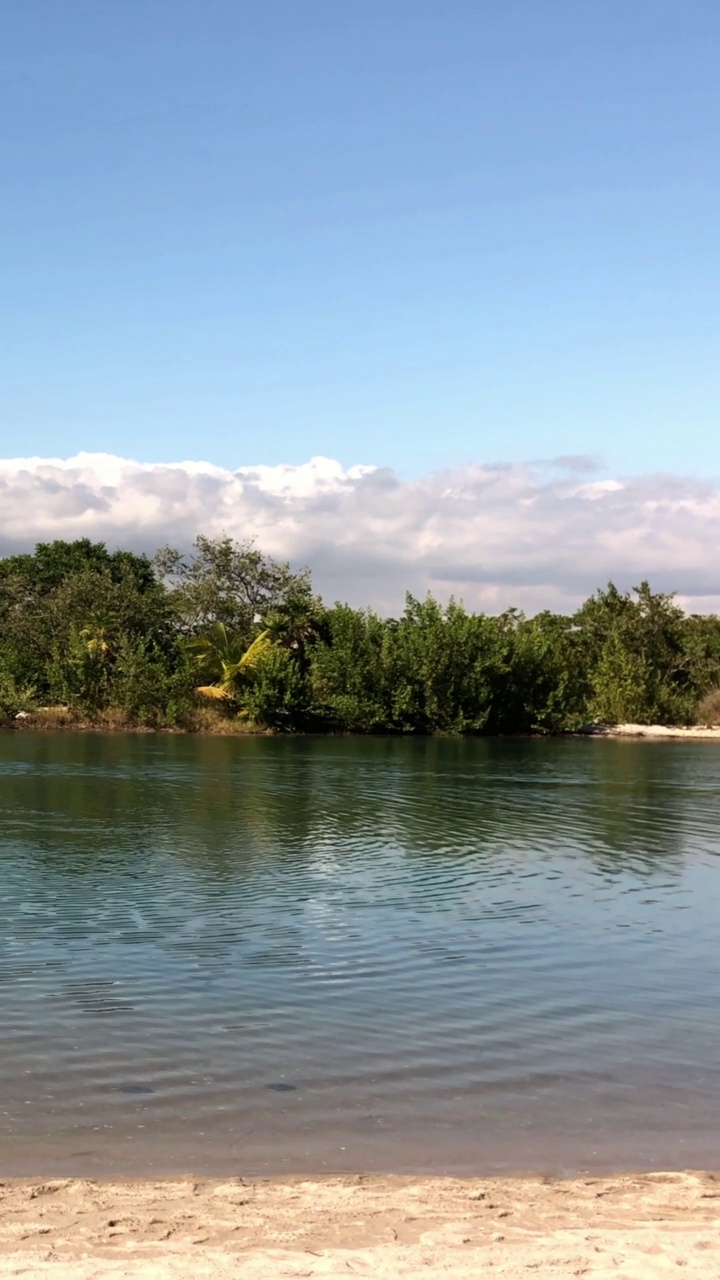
[238,629,274,671]
[196,684,234,701]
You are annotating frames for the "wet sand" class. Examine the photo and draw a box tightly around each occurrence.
[1,1171,719,1278]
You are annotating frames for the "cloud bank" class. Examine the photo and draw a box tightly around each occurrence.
[1,453,719,615]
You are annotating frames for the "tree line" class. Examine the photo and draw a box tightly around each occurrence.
[1,536,719,733]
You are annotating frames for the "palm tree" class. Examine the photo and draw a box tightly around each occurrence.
[187,622,275,701]
[263,595,327,668]
[189,594,326,705]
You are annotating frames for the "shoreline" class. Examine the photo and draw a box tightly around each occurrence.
[5,715,720,740]
[1,1171,719,1278]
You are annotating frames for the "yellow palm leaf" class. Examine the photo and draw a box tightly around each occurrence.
[196,684,234,701]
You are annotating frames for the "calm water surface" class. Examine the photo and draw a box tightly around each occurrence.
[1,733,719,1177]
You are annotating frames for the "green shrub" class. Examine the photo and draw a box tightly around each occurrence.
[112,637,197,727]
[242,647,311,731]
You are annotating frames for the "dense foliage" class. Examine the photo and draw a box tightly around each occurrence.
[1,537,719,733]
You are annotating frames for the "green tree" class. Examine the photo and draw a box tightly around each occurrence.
[383,596,509,734]
[494,612,587,734]
[575,581,698,724]
[309,605,389,731]
[153,535,313,642]
[0,540,181,717]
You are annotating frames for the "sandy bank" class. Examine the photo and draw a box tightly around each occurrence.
[582,722,720,739]
[1,1171,719,1278]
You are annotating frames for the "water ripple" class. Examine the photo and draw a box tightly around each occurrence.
[0,733,719,1176]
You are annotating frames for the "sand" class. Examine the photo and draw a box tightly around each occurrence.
[583,723,720,739]
[1,1171,719,1279]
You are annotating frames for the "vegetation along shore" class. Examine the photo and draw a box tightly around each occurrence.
[2,536,720,736]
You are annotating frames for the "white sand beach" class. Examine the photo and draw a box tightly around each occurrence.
[1,1171,719,1278]
[584,723,720,739]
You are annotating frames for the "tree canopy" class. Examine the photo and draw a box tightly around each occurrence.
[1,537,719,733]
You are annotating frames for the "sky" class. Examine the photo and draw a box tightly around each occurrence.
[1,2,719,610]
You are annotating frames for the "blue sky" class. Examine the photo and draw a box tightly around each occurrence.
[2,0,718,477]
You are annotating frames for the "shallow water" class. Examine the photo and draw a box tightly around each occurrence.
[1,732,719,1177]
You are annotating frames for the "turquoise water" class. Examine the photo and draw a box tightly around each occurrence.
[1,732,719,1176]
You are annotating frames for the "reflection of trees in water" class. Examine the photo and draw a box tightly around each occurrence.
[0,734,710,992]
[0,734,699,884]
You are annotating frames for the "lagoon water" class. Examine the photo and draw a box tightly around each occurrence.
[1,732,719,1177]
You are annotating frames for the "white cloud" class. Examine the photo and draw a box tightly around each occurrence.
[0,452,719,615]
